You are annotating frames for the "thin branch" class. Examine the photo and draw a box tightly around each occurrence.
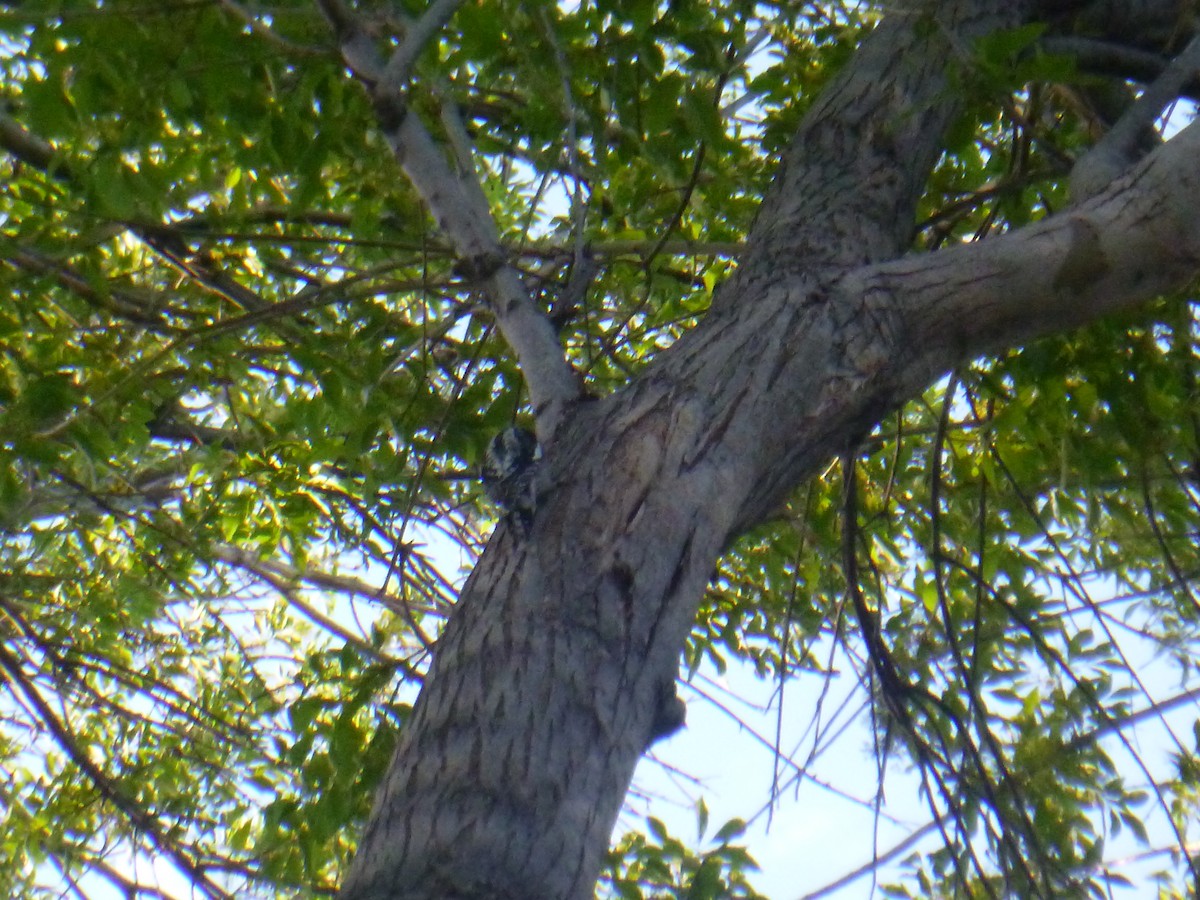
[0,643,229,900]
[318,0,581,439]
[798,821,941,900]
[3,245,181,332]
[535,5,595,332]
[843,459,992,889]
[683,675,897,823]
[1,113,276,320]
[1140,464,1200,616]
[210,543,441,622]
[216,0,328,56]
[379,0,465,89]
[77,855,180,900]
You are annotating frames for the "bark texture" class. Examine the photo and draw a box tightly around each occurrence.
[339,1,1200,897]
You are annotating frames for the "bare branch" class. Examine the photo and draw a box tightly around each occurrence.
[209,543,443,620]
[210,544,430,680]
[319,1,581,439]
[1070,34,1200,200]
[798,822,941,900]
[379,0,465,89]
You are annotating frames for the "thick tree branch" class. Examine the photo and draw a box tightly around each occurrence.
[1041,35,1189,87]
[379,0,464,88]
[741,0,1031,275]
[875,115,1200,379]
[375,112,580,435]
[1070,34,1200,200]
[1074,0,1194,49]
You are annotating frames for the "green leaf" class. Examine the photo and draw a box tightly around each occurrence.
[712,818,746,843]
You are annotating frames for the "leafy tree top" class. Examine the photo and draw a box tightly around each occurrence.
[2,1,1200,897]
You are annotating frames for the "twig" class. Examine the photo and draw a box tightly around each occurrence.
[0,643,230,900]
[216,0,327,56]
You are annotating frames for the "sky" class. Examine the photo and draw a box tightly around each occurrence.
[635,611,1200,899]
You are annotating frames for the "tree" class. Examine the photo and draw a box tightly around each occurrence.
[3,0,1200,896]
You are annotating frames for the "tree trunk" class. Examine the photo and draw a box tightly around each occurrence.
[338,1,1200,897]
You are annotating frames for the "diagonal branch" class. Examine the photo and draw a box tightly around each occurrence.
[1070,34,1200,201]
[739,0,1030,279]
[210,542,443,623]
[215,0,327,56]
[317,0,581,440]
[0,111,66,176]
[379,0,466,88]
[3,244,181,331]
[0,112,274,316]
[867,116,1200,387]
[0,643,229,900]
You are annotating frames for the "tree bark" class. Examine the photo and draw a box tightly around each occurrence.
[338,1,1200,897]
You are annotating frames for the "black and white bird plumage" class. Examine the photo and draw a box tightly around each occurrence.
[480,426,541,530]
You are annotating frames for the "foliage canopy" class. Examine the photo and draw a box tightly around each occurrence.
[1,1,1199,897]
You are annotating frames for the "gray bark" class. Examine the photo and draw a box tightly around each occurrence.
[338,1,1200,897]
